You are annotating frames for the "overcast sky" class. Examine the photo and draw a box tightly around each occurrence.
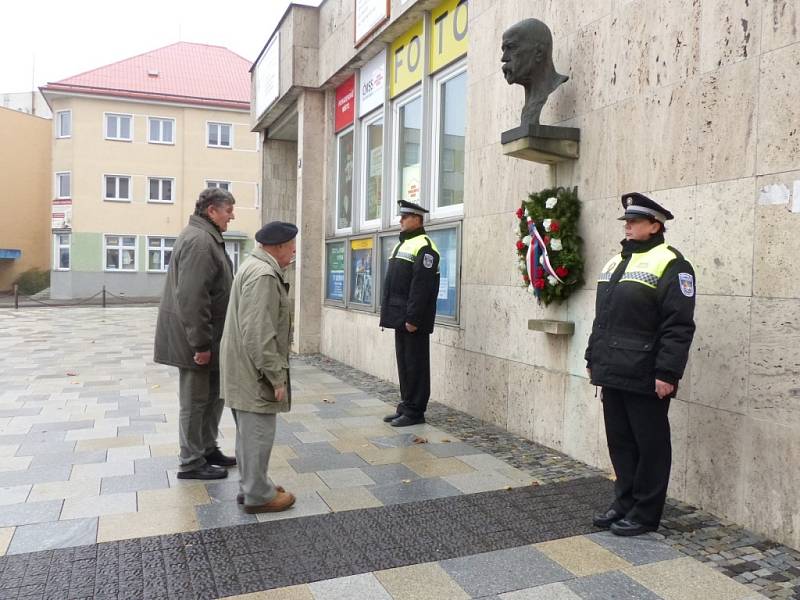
[1,0,323,93]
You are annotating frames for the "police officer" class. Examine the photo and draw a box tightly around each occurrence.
[380,200,440,427]
[586,192,696,536]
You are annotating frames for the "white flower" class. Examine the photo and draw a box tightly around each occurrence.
[539,255,544,265]
[528,284,535,294]
[550,238,563,251]
[547,275,558,286]
[522,235,531,245]
[524,208,530,217]
[543,218,552,232]
[518,263,526,272]
[546,196,558,209]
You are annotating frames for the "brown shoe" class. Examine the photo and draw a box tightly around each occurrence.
[243,490,296,514]
[237,486,284,505]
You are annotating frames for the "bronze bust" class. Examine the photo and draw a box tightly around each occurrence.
[501,19,568,128]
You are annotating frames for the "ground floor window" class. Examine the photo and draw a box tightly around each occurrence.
[54,233,70,270]
[349,238,374,307]
[104,235,137,271]
[147,237,175,272]
[325,241,346,302]
[225,240,240,273]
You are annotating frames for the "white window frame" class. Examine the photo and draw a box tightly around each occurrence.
[224,240,240,273]
[103,174,132,202]
[147,177,175,203]
[390,87,423,227]
[207,122,233,148]
[148,116,175,144]
[54,233,71,271]
[55,172,71,199]
[103,234,138,272]
[335,126,355,235]
[146,236,176,272]
[104,112,133,141]
[430,61,467,220]
[359,110,384,231]
[56,110,71,138]
[206,180,231,191]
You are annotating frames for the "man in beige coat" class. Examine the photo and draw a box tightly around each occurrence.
[221,221,298,513]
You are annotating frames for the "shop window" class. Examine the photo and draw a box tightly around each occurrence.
[378,234,398,307]
[336,128,354,232]
[360,114,383,229]
[147,237,175,272]
[394,93,422,213]
[349,238,374,307]
[325,241,346,303]
[104,235,137,271]
[433,66,467,215]
[426,225,460,320]
[54,234,70,271]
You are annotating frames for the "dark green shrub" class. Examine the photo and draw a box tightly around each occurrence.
[15,268,50,296]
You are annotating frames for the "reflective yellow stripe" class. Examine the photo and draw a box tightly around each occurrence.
[598,244,679,287]
[390,235,440,268]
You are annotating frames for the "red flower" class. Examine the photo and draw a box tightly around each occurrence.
[516,240,526,251]
[522,274,530,284]
[516,207,524,219]
[535,267,544,278]
[543,236,551,246]
[555,265,569,278]
[533,278,546,289]
[550,221,560,233]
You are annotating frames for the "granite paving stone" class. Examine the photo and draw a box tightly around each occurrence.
[0,485,31,506]
[565,570,664,599]
[196,502,257,529]
[28,420,95,433]
[288,452,369,473]
[499,582,583,599]
[27,479,101,502]
[6,518,98,555]
[309,573,393,599]
[100,471,170,494]
[368,477,463,505]
[0,465,72,487]
[60,492,137,520]
[317,467,376,489]
[0,500,63,527]
[442,470,520,494]
[587,531,684,566]
[360,464,421,485]
[27,449,109,468]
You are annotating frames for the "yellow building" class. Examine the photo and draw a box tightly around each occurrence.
[0,107,51,291]
[41,42,261,299]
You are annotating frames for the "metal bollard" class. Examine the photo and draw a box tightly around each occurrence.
[13,284,18,309]
[102,285,106,308]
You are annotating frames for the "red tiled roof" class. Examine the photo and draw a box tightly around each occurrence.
[42,42,251,110]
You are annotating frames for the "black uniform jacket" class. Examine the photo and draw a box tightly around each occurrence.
[584,234,696,395]
[379,228,440,334]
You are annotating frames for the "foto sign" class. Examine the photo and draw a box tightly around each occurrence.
[359,50,386,117]
[389,20,425,98]
[255,34,280,119]
[430,0,468,73]
[335,75,356,132]
[355,0,389,45]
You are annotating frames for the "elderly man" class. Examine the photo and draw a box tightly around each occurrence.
[221,221,298,513]
[154,187,237,480]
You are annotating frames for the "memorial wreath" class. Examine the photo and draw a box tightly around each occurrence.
[515,186,584,306]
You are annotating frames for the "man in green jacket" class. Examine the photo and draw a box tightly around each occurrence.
[154,188,237,480]
[221,221,297,513]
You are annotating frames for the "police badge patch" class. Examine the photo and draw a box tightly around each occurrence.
[423,253,434,269]
[678,273,694,297]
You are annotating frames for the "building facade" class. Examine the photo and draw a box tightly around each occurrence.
[252,0,800,550]
[0,107,52,291]
[41,43,261,299]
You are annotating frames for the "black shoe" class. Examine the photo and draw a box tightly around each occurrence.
[390,415,425,427]
[383,412,401,423]
[177,464,228,480]
[592,508,625,529]
[610,518,657,537]
[204,448,236,467]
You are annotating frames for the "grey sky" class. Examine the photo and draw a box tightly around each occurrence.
[1,0,322,93]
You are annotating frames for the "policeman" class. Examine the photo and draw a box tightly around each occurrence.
[585,192,696,536]
[380,200,440,427]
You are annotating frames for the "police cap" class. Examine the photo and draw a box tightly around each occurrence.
[255,221,298,245]
[397,199,429,216]
[617,192,674,224]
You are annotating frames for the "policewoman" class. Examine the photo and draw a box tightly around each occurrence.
[585,193,696,536]
[380,200,440,427]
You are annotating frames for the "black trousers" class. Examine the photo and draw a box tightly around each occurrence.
[394,329,431,419]
[602,386,672,527]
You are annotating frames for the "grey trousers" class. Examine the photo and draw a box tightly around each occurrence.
[178,367,224,472]
[232,409,278,506]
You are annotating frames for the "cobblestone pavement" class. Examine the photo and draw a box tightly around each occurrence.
[0,307,794,599]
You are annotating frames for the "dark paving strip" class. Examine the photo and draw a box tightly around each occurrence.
[296,354,800,600]
[0,477,612,600]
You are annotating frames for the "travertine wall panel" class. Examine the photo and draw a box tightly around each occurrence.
[562,375,602,466]
[753,180,800,298]
[699,0,761,73]
[756,43,800,175]
[760,0,800,52]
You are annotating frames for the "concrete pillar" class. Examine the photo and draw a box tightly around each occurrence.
[262,139,298,224]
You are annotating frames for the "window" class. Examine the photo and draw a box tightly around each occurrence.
[224,241,240,273]
[55,172,71,199]
[394,93,423,215]
[147,237,175,272]
[104,175,131,201]
[378,235,398,307]
[427,226,460,320]
[360,114,383,229]
[54,234,70,271]
[433,67,467,214]
[349,238,374,306]
[104,235,137,271]
[207,122,232,148]
[105,113,132,141]
[325,241,346,303]
[206,180,231,191]
[148,117,174,144]
[56,111,71,138]
[148,177,174,203]
[336,128,354,232]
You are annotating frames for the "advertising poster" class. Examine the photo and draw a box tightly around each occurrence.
[350,238,374,304]
[327,243,345,301]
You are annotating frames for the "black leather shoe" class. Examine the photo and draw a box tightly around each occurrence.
[390,415,425,427]
[204,448,236,467]
[592,508,625,529]
[177,464,228,480]
[383,412,401,423]
[610,518,657,536]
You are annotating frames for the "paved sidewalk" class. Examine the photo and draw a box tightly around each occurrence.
[0,307,791,599]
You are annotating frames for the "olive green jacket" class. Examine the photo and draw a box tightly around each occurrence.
[220,247,292,414]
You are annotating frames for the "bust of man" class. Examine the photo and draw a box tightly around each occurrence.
[501,18,568,128]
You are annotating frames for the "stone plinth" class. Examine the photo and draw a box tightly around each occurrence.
[527,319,575,336]
[501,125,580,164]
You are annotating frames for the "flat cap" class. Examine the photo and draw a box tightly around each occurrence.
[398,199,428,216]
[255,221,298,245]
[617,192,674,224]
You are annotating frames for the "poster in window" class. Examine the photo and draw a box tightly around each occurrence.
[326,243,345,301]
[350,238,373,305]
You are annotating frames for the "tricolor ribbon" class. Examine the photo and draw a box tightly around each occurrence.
[527,217,565,285]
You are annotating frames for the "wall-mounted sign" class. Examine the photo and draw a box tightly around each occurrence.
[51,199,72,230]
[255,34,280,119]
[359,50,386,117]
[355,0,390,46]
[430,0,469,73]
[335,75,356,132]
[389,20,425,98]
